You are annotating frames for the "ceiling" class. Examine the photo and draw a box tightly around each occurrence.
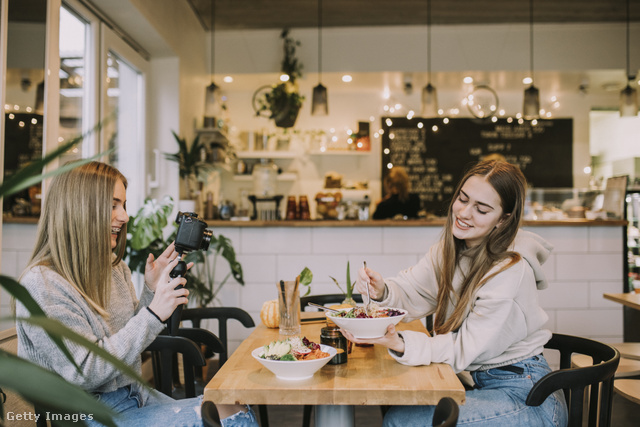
[187,0,639,32]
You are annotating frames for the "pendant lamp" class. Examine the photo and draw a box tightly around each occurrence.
[311,0,328,116]
[421,0,438,118]
[620,0,638,117]
[204,0,223,128]
[523,0,540,120]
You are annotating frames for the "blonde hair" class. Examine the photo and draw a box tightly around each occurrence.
[434,160,526,335]
[24,161,128,316]
[384,166,411,202]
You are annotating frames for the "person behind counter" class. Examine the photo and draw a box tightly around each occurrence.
[372,166,421,219]
[15,161,258,427]
[347,160,568,426]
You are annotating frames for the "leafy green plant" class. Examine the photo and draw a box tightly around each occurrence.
[330,261,356,303]
[299,267,313,297]
[0,126,144,426]
[124,197,245,307]
[164,131,216,199]
[182,235,244,307]
[254,29,305,128]
[125,196,175,275]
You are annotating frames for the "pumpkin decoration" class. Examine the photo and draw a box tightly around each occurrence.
[260,299,280,328]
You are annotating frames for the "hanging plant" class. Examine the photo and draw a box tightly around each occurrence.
[252,29,305,128]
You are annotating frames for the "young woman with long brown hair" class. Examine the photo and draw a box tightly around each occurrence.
[346,160,568,426]
[16,161,257,427]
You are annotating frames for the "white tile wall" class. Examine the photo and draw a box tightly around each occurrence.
[1,224,38,331]
[2,223,626,355]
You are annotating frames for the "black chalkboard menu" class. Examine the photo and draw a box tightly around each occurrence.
[381,117,573,216]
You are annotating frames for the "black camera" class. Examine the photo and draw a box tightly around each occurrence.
[174,211,212,254]
[167,211,213,336]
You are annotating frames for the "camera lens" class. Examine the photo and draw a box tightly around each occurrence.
[200,228,213,251]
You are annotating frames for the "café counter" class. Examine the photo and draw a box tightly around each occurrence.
[1,217,628,353]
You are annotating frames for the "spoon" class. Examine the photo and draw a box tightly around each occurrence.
[307,302,341,313]
[363,261,372,314]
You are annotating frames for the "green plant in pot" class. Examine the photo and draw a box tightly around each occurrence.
[330,261,357,306]
[253,29,305,128]
[125,197,244,307]
[164,131,217,202]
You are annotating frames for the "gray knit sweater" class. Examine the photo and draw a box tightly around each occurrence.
[16,258,165,402]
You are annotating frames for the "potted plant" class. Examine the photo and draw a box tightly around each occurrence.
[253,29,305,128]
[125,196,175,274]
[164,131,217,203]
[329,261,358,306]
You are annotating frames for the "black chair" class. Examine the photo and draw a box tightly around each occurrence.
[145,332,207,398]
[180,307,269,427]
[181,307,255,367]
[526,333,620,427]
[202,401,222,427]
[300,293,363,309]
[173,328,226,398]
[432,397,459,426]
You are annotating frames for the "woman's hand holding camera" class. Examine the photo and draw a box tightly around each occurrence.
[144,242,193,291]
[148,257,190,321]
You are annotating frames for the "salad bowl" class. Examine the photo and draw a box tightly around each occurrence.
[327,306,407,339]
[251,344,336,380]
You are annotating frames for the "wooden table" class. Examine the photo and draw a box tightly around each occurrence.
[204,317,465,425]
[603,292,640,311]
[602,293,640,360]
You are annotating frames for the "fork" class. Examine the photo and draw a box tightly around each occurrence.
[363,261,372,314]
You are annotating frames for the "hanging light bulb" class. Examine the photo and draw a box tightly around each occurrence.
[620,0,638,117]
[421,0,438,118]
[620,83,638,117]
[204,0,223,128]
[522,0,540,120]
[311,0,328,116]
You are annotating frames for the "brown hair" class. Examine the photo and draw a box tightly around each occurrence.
[433,160,526,334]
[384,166,411,202]
[24,161,128,316]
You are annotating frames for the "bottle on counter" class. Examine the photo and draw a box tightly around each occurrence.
[286,195,299,220]
[299,195,311,220]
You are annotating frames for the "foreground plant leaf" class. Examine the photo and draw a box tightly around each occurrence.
[0,351,116,426]
[1,275,79,374]
[15,316,147,386]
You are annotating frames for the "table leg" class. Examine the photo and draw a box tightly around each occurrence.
[314,405,355,427]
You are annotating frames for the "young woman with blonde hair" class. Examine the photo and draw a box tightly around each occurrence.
[16,161,257,426]
[347,160,568,426]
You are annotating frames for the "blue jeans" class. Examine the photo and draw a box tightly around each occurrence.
[86,386,258,427]
[384,355,568,427]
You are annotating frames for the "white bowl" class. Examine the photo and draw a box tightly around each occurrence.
[251,344,337,380]
[327,307,407,339]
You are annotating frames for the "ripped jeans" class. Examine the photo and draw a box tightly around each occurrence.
[86,385,258,427]
[384,354,568,427]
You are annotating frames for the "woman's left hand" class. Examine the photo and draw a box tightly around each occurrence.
[144,242,193,291]
[340,324,405,354]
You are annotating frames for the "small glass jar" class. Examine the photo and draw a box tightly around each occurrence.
[320,324,348,364]
[285,195,298,220]
[299,195,311,220]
